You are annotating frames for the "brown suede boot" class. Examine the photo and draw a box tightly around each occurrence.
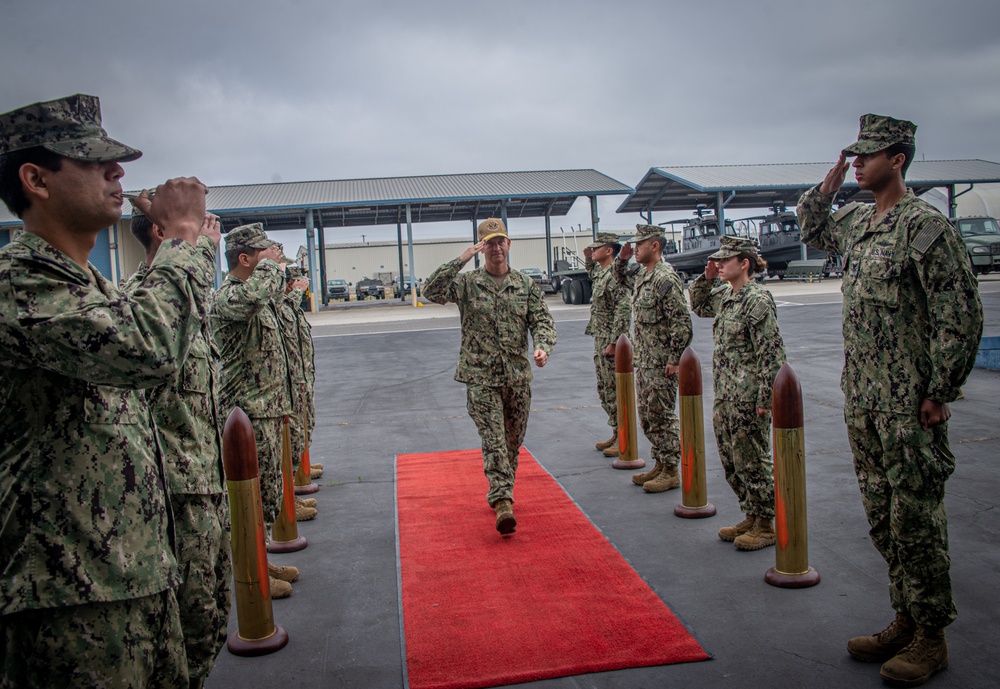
[718,514,755,542]
[631,461,664,486]
[269,576,292,599]
[267,561,300,582]
[295,496,317,509]
[310,466,323,479]
[642,463,680,493]
[311,463,324,471]
[880,625,948,687]
[595,431,617,451]
[734,516,776,550]
[493,499,516,535]
[847,612,916,663]
[602,444,620,457]
[295,504,318,521]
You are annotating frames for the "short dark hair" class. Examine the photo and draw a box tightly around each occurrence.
[225,246,256,271]
[608,242,622,257]
[130,213,154,252]
[0,147,64,218]
[884,142,915,178]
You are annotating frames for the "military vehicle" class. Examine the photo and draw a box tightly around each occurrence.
[356,277,387,300]
[952,215,1000,275]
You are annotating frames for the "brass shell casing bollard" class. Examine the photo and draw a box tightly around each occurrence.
[268,416,308,553]
[674,347,716,519]
[224,407,289,656]
[765,364,820,588]
[293,385,319,495]
[612,334,646,470]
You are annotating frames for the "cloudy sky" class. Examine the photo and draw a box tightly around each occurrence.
[3,0,999,251]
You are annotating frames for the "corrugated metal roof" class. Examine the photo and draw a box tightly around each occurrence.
[1,169,633,230]
[617,159,1000,214]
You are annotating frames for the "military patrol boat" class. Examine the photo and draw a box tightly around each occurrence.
[751,203,828,278]
[659,206,741,281]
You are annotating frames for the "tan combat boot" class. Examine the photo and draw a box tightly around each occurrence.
[602,444,620,457]
[311,463,324,471]
[847,612,916,663]
[310,466,324,479]
[295,496,317,509]
[295,503,318,521]
[642,463,680,493]
[267,561,300,582]
[718,514,755,542]
[734,516,776,550]
[493,499,516,535]
[595,431,617,451]
[269,576,292,599]
[631,461,664,486]
[879,625,948,687]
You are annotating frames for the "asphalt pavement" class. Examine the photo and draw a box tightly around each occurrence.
[207,275,1000,689]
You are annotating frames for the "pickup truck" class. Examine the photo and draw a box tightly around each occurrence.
[326,278,350,301]
[393,275,421,299]
[953,216,1000,275]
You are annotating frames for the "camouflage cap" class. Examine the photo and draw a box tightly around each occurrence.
[586,231,620,249]
[478,218,508,242]
[709,235,759,261]
[0,94,141,163]
[286,266,307,279]
[631,224,664,243]
[225,222,276,252]
[842,113,916,156]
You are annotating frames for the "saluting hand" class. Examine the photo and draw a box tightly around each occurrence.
[819,153,852,196]
[619,242,634,261]
[705,259,720,280]
[200,213,222,246]
[133,177,208,245]
[460,241,486,263]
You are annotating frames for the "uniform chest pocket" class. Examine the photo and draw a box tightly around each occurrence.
[507,294,528,316]
[634,294,661,324]
[83,384,139,425]
[259,311,282,350]
[718,317,750,351]
[859,259,901,308]
[181,341,210,394]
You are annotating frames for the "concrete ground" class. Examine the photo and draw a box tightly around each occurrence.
[207,274,1000,689]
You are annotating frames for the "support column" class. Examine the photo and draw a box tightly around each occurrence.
[317,214,328,306]
[590,195,599,239]
[545,214,553,277]
[306,209,319,311]
[397,222,405,301]
[405,204,417,306]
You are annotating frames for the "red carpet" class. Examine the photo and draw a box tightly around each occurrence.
[396,448,710,689]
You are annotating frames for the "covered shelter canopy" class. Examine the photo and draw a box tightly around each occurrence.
[192,168,633,233]
[617,160,1000,221]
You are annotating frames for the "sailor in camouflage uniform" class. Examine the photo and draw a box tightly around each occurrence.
[284,267,324,481]
[276,264,318,520]
[799,114,983,687]
[423,218,556,534]
[689,236,786,550]
[121,211,232,688]
[0,94,217,688]
[210,223,299,598]
[613,225,693,493]
[582,232,631,456]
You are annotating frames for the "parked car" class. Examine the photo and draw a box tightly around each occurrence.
[356,277,386,300]
[952,216,1000,275]
[393,275,421,299]
[326,278,350,301]
[520,267,555,294]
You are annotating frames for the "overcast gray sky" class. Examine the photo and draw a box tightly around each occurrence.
[3,0,999,251]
